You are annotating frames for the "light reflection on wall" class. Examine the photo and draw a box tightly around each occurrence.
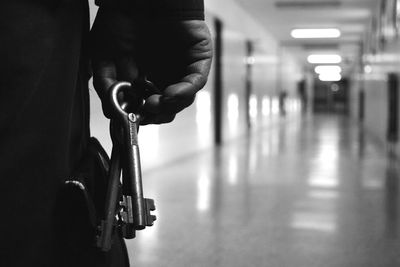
[197,170,211,212]
[249,94,258,119]
[285,98,302,114]
[262,96,271,116]
[196,91,211,126]
[291,99,297,113]
[271,98,280,115]
[227,93,239,132]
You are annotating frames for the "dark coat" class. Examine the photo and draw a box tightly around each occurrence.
[0,0,91,266]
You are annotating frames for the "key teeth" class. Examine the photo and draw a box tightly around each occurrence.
[145,198,156,226]
[146,198,156,211]
[147,215,156,226]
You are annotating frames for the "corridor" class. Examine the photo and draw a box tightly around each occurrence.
[126,114,400,267]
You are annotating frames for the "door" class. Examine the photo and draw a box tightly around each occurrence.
[387,73,399,142]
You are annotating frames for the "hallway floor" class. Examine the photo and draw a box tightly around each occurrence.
[126,114,400,267]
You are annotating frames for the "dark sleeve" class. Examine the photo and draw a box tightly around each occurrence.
[95,0,205,20]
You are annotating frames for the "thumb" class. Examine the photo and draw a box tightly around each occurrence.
[92,59,117,118]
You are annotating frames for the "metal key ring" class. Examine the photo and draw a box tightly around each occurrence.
[109,78,161,123]
[109,81,131,120]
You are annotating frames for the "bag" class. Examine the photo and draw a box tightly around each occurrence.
[55,137,130,267]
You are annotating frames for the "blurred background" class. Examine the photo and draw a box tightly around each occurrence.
[89,1,400,266]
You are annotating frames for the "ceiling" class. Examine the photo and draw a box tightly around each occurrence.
[235,0,378,74]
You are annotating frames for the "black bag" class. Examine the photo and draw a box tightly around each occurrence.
[55,137,130,267]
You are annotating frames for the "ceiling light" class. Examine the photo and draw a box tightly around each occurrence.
[291,28,341,39]
[364,65,372,74]
[315,65,342,74]
[319,73,342,82]
[276,1,341,9]
[308,54,342,64]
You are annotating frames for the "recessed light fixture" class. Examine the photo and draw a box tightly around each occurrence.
[307,54,342,64]
[314,65,342,74]
[291,28,341,39]
[319,73,342,82]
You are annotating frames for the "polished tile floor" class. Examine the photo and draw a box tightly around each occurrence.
[126,114,400,267]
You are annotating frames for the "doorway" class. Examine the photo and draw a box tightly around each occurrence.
[387,73,399,142]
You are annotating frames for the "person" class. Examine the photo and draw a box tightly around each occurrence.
[0,0,212,266]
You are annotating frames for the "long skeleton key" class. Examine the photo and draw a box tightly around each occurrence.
[96,81,157,251]
[97,122,122,251]
[120,113,156,234]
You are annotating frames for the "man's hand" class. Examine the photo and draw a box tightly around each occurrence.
[90,6,213,124]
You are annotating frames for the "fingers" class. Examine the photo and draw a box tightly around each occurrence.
[92,60,117,118]
[141,59,210,119]
[92,59,117,100]
[139,94,177,125]
[93,57,140,118]
[138,75,203,125]
[140,20,212,123]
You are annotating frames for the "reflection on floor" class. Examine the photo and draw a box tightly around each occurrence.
[126,114,400,267]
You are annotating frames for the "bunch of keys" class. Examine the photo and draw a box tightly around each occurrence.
[96,79,158,251]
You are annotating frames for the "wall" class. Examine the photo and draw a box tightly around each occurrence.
[349,64,362,120]
[220,29,247,141]
[278,47,303,118]
[252,43,280,128]
[350,1,400,150]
